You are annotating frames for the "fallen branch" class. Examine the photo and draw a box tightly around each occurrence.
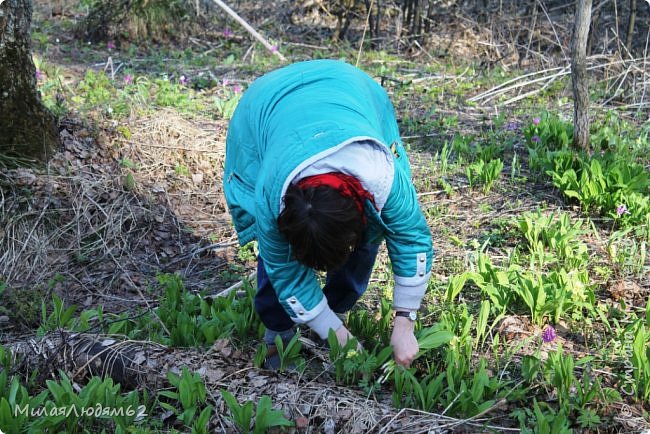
[6,331,170,389]
[470,56,650,107]
[3,331,518,432]
[210,0,286,61]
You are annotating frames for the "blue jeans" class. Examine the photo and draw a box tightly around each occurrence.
[255,243,380,344]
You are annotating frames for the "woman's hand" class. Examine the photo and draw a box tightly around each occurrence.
[335,325,363,350]
[391,316,418,368]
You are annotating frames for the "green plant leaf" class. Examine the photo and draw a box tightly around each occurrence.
[253,395,293,434]
[416,327,454,352]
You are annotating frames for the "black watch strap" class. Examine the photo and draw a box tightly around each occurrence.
[395,310,417,321]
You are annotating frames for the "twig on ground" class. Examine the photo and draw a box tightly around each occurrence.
[376,408,407,434]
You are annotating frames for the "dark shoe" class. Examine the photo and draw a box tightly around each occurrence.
[263,344,300,371]
[263,344,282,370]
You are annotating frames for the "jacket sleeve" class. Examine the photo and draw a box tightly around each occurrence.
[380,143,434,310]
[255,203,343,338]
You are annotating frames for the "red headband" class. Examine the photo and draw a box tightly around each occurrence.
[296,172,376,223]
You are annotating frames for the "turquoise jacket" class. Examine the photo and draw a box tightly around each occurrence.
[224,60,433,337]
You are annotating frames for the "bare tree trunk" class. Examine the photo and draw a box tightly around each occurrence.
[587,5,601,56]
[571,0,592,151]
[0,0,59,161]
[625,0,637,53]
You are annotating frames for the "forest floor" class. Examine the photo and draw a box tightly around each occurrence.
[0,0,649,433]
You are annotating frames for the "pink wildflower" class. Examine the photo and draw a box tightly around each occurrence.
[179,75,189,86]
[232,84,242,93]
[35,69,44,80]
[223,28,234,38]
[124,74,133,85]
[107,41,116,50]
[616,204,630,217]
[533,117,541,125]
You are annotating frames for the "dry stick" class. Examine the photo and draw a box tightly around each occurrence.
[501,68,568,106]
[613,0,623,56]
[133,143,224,153]
[376,408,407,434]
[468,66,565,102]
[602,63,634,106]
[525,1,539,64]
[356,0,375,67]
[599,29,639,103]
[625,0,637,52]
[536,0,568,60]
[472,57,646,105]
[210,0,286,62]
[210,270,257,299]
[610,27,636,61]
[638,23,650,117]
[412,40,437,63]
[474,66,568,104]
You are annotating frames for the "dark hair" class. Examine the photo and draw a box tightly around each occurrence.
[277,183,365,271]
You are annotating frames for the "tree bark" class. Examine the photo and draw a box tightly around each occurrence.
[0,0,58,161]
[571,0,592,151]
[625,0,637,54]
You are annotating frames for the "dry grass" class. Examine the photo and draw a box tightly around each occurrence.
[116,109,233,239]
[0,111,235,313]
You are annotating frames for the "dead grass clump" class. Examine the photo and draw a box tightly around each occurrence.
[0,115,232,314]
[115,109,232,240]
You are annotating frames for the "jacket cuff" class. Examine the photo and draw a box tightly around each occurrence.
[393,271,430,310]
[306,306,343,339]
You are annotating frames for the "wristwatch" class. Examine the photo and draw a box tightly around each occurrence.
[395,310,418,321]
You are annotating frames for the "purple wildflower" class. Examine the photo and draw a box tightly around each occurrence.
[223,28,234,38]
[531,135,541,143]
[533,117,541,126]
[616,204,630,217]
[271,45,279,53]
[232,84,242,93]
[542,326,556,343]
[35,69,44,80]
[506,121,520,132]
[124,74,133,85]
[107,41,116,50]
[222,78,231,86]
[179,75,189,86]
